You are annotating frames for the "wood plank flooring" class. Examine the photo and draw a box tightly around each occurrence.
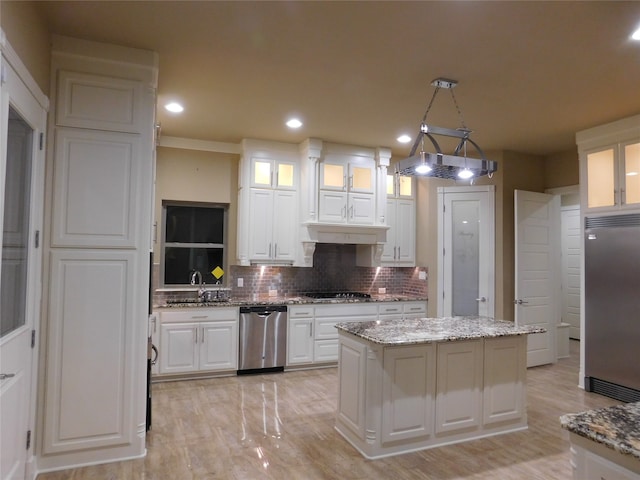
[37,340,620,479]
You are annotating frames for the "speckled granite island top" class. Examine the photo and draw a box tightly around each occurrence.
[560,402,640,461]
[335,316,545,345]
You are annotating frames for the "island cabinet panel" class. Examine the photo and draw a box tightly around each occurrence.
[381,345,435,443]
[337,335,368,439]
[435,340,483,435]
[483,336,526,425]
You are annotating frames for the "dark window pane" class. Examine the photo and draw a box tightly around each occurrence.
[164,247,224,285]
[165,205,224,244]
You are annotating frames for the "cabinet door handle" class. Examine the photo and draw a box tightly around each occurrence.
[269,243,272,257]
[393,246,397,259]
[343,175,347,190]
[350,205,354,219]
[194,328,198,343]
[274,243,278,257]
[397,246,400,259]
[201,327,205,343]
[621,187,626,205]
[309,323,313,337]
[349,175,353,190]
[191,315,208,319]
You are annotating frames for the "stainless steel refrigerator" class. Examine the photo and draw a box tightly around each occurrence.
[584,213,640,403]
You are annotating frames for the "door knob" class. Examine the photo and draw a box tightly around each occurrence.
[514,299,529,305]
[0,373,16,380]
[475,297,487,302]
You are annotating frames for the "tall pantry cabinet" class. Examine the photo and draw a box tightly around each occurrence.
[39,36,158,470]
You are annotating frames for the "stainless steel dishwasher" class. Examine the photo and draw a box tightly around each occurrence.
[238,305,287,374]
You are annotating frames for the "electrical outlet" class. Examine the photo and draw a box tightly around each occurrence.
[378,287,386,294]
[268,289,278,297]
[419,271,427,280]
[237,277,244,287]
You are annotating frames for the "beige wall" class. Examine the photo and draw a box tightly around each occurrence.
[544,148,579,189]
[154,146,239,265]
[1,1,51,95]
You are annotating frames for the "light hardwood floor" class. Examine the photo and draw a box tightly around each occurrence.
[37,340,620,479]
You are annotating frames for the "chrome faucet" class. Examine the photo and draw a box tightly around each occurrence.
[190,270,206,301]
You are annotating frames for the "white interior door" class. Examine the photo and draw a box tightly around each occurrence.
[438,186,495,318]
[561,206,581,339]
[0,54,46,480]
[514,190,560,367]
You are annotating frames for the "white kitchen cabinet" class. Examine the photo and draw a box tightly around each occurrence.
[381,198,416,266]
[157,308,238,375]
[287,303,380,366]
[249,156,296,190]
[238,139,301,266]
[318,155,376,225]
[312,303,378,363]
[435,340,483,435]
[568,434,640,480]
[381,344,435,444]
[482,336,525,425]
[287,317,314,365]
[40,36,157,470]
[378,301,427,321]
[577,114,640,213]
[248,189,297,262]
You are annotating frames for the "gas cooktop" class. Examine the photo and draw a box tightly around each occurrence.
[304,292,371,299]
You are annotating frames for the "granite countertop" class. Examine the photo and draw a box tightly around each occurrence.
[560,402,640,461]
[335,316,545,345]
[155,294,428,309]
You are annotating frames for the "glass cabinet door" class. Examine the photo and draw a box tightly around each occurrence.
[252,159,273,187]
[586,148,615,209]
[320,162,346,190]
[251,158,296,189]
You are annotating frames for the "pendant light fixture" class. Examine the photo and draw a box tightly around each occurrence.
[395,78,497,180]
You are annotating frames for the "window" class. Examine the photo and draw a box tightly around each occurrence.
[161,202,227,286]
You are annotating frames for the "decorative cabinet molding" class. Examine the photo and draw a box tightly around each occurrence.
[577,114,640,213]
[51,128,140,248]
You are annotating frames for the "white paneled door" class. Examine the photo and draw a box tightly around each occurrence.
[561,206,581,339]
[514,190,560,367]
[0,54,46,480]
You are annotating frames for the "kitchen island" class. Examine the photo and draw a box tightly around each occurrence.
[560,402,640,479]
[335,316,545,458]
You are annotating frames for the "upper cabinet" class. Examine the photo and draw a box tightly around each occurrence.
[577,114,640,213]
[250,157,296,190]
[381,174,416,266]
[318,154,376,224]
[237,139,300,266]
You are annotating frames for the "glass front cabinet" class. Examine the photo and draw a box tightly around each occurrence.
[578,115,640,213]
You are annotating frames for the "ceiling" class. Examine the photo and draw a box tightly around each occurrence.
[34,1,640,159]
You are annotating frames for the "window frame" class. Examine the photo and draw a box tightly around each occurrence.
[160,200,229,287]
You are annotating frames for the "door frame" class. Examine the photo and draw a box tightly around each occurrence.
[437,185,495,318]
[1,31,48,480]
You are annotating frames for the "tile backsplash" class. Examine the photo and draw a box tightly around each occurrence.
[153,244,428,305]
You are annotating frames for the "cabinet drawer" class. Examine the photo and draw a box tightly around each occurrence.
[315,303,378,317]
[403,302,427,315]
[378,303,402,315]
[289,305,314,318]
[160,308,238,323]
[315,318,339,340]
[314,340,338,362]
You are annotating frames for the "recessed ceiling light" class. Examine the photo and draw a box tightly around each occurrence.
[632,27,640,40]
[397,134,412,143]
[165,102,184,113]
[286,118,303,129]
